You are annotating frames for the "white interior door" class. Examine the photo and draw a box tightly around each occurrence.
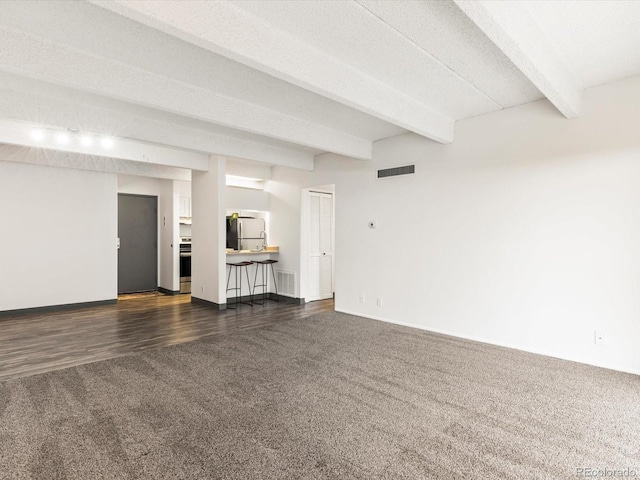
[308,191,333,301]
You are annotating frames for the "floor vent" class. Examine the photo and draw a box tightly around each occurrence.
[377,164,415,178]
[276,270,296,297]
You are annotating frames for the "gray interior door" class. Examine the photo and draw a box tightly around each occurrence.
[118,194,157,294]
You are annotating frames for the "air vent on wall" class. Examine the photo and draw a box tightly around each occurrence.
[377,164,415,179]
[276,270,296,297]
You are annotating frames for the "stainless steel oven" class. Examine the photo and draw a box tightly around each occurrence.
[179,237,191,294]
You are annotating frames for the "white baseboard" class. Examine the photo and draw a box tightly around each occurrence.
[335,308,640,377]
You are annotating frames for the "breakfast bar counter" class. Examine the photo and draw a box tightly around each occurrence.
[226,246,279,257]
[225,247,280,302]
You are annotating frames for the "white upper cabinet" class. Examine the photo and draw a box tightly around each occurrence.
[179,196,191,218]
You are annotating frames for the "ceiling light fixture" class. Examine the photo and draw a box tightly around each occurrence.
[31,128,45,141]
[100,137,114,148]
[56,132,69,144]
[28,126,118,149]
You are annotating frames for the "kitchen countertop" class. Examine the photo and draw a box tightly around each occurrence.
[226,246,279,255]
[226,251,278,255]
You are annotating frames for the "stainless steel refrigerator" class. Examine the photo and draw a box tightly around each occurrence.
[226,217,265,250]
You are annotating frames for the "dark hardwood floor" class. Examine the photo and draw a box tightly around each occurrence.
[0,293,334,382]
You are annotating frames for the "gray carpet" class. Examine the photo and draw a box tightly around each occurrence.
[1,312,638,479]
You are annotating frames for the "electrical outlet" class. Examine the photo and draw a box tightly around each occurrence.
[377,297,383,307]
[594,330,606,345]
[359,293,365,304]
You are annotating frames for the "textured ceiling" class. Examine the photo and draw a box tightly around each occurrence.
[522,0,640,89]
[356,0,544,110]
[235,0,543,118]
[0,0,638,171]
[1,0,404,142]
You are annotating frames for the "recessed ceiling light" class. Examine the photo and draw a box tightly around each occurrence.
[80,135,93,147]
[31,128,45,141]
[56,132,69,144]
[101,137,114,148]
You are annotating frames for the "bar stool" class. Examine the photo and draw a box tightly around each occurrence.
[251,259,279,305]
[226,261,254,309]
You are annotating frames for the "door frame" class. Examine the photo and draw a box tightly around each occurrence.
[300,185,335,302]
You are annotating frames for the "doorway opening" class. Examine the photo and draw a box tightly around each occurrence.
[117,193,158,295]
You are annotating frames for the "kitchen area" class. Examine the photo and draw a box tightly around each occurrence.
[179,208,279,300]
[171,163,282,305]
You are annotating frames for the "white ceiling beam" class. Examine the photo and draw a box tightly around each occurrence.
[90,0,455,143]
[0,79,315,171]
[0,26,369,160]
[0,118,209,171]
[0,144,192,181]
[453,0,581,119]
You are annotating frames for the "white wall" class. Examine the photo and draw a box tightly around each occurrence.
[0,161,117,311]
[226,186,269,212]
[175,179,269,226]
[160,180,179,291]
[191,155,226,305]
[117,174,163,196]
[268,76,640,374]
[269,163,341,299]
[329,75,640,375]
[226,157,271,211]
[266,177,301,297]
[227,158,272,180]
